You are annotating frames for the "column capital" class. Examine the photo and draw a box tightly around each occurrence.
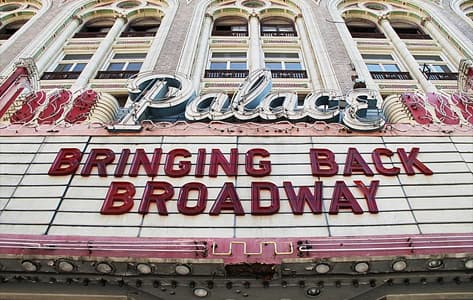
[204,13,214,21]
[377,14,390,24]
[295,14,303,21]
[250,12,260,19]
[421,16,432,26]
[71,15,83,25]
[114,13,128,23]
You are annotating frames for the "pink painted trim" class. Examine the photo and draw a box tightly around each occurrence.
[0,233,471,264]
[0,122,472,136]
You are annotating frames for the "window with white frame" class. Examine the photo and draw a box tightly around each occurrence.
[264,52,307,78]
[414,54,457,80]
[205,52,248,78]
[41,53,92,80]
[362,53,412,80]
[96,53,146,79]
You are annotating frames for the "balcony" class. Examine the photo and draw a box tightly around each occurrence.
[96,70,139,80]
[270,70,307,79]
[424,72,459,81]
[261,31,297,37]
[397,33,432,40]
[120,31,156,37]
[73,32,108,39]
[211,30,248,37]
[204,69,249,79]
[370,71,412,80]
[350,32,386,39]
[41,72,81,80]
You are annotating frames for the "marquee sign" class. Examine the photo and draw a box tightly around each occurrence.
[48,146,433,216]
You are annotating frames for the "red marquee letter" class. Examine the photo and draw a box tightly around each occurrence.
[283,181,322,214]
[165,148,191,177]
[101,182,135,215]
[344,148,374,176]
[309,148,338,176]
[48,148,82,176]
[246,148,271,177]
[329,181,363,214]
[81,148,115,177]
[251,182,280,215]
[371,148,400,176]
[209,148,238,177]
[177,182,207,215]
[139,181,174,215]
[397,147,433,176]
[354,180,379,213]
[129,148,162,177]
[210,182,245,215]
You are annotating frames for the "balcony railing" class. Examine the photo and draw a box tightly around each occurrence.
[370,71,412,80]
[41,72,81,80]
[397,33,432,40]
[261,31,297,37]
[0,34,12,40]
[73,32,108,38]
[96,70,139,79]
[120,31,156,37]
[204,69,249,78]
[349,32,386,39]
[270,70,307,79]
[211,30,248,37]
[424,72,459,81]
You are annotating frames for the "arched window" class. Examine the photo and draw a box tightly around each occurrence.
[345,19,385,39]
[212,17,248,36]
[74,18,115,38]
[121,17,161,37]
[391,21,431,39]
[0,19,28,40]
[260,17,296,37]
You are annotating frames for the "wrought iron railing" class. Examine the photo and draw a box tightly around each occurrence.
[96,70,139,79]
[397,33,432,40]
[120,31,156,37]
[41,71,81,80]
[270,70,307,79]
[424,72,459,81]
[370,71,412,80]
[204,69,249,78]
[73,32,108,38]
[211,30,248,37]
[349,32,386,39]
[261,31,297,37]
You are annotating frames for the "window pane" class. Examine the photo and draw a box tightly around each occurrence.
[54,64,72,72]
[285,62,302,70]
[107,63,125,71]
[72,63,86,72]
[266,62,282,70]
[63,54,93,60]
[265,53,299,58]
[413,55,443,61]
[361,54,393,60]
[383,64,400,72]
[278,25,294,32]
[210,62,227,70]
[126,62,142,71]
[114,53,147,59]
[367,64,382,72]
[212,52,246,58]
[230,62,247,70]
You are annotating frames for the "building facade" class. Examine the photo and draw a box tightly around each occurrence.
[0,0,472,299]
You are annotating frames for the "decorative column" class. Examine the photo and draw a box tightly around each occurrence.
[421,17,464,64]
[378,15,437,93]
[249,13,263,72]
[36,16,82,73]
[191,14,213,90]
[295,15,322,91]
[71,15,127,91]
